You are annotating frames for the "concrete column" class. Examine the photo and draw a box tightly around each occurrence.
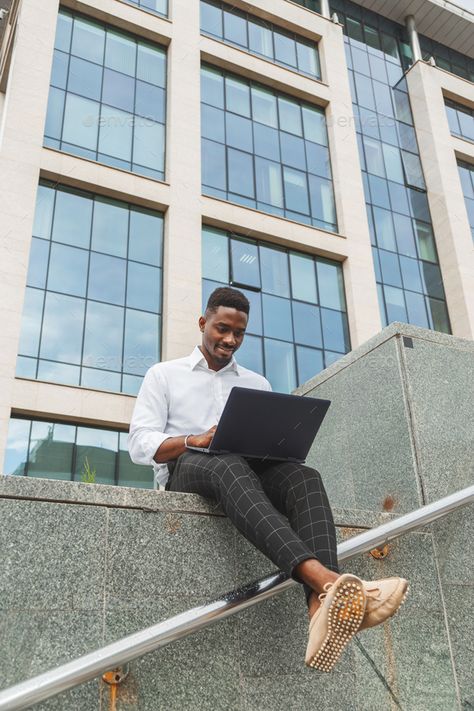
[405,61,474,338]
[322,20,382,346]
[0,0,59,466]
[320,0,330,19]
[405,15,422,63]
[161,0,202,360]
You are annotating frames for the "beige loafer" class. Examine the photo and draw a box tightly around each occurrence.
[359,577,409,631]
[305,573,366,672]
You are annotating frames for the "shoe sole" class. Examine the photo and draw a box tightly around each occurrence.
[307,578,366,673]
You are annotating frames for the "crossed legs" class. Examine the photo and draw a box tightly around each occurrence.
[166,451,340,610]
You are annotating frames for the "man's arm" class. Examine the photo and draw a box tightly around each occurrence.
[152,426,217,463]
[128,367,217,465]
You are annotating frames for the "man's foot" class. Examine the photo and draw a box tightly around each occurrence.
[305,573,366,672]
[359,577,409,630]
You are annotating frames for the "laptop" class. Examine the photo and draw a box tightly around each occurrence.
[187,386,331,463]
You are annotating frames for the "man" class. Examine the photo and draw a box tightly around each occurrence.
[129,287,408,671]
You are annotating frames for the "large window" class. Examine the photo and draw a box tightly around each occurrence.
[293,0,321,12]
[122,0,167,17]
[200,0,321,80]
[201,66,337,231]
[44,9,167,180]
[202,227,350,392]
[4,417,151,488]
[445,100,474,143]
[17,182,163,395]
[420,36,474,84]
[458,160,474,242]
[331,0,451,333]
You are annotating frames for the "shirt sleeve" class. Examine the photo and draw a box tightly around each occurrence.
[128,366,172,466]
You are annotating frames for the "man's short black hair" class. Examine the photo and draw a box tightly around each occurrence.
[205,287,250,315]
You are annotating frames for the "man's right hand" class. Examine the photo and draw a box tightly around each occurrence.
[187,425,217,449]
[153,425,218,463]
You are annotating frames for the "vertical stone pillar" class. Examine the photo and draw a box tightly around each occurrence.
[406,61,474,338]
[323,20,382,346]
[405,15,422,63]
[0,0,59,463]
[161,0,203,360]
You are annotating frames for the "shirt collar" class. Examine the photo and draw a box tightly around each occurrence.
[189,345,240,374]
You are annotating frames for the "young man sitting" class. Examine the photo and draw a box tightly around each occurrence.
[128,287,408,671]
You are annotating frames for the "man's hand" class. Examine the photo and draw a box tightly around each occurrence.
[187,426,217,449]
[153,425,217,463]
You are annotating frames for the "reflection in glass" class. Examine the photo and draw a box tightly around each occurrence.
[124,310,160,375]
[264,339,296,393]
[231,237,260,288]
[297,345,324,385]
[4,419,31,475]
[236,334,263,374]
[41,292,85,364]
[83,301,124,371]
[260,244,290,297]
[52,189,93,248]
[262,294,293,341]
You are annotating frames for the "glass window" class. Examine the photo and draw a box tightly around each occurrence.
[283,167,309,215]
[200,2,320,79]
[321,308,349,352]
[249,20,273,58]
[201,1,222,37]
[202,139,226,190]
[316,259,346,310]
[290,252,317,303]
[202,226,229,281]
[230,237,260,288]
[68,57,103,101]
[274,31,297,68]
[123,309,160,376]
[27,239,50,290]
[228,148,255,198]
[296,346,324,386]
[202,66,224,108]
[225,76,251,118]
[223,8,247,46]
[48,243,89,297]
[46,10,166,180]
[202,227,349,391]
[264,339,296,393]
[4,417,153,487]
[292,302,322,347]
[40,292,85,364]
[17,183,163,393]
[260,244,290,297]
[18,288,44,358]
[255,157,284,208]
[226,113,253,152]
[252,85,278,128]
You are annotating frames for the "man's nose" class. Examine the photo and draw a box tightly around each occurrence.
[223,333,237,346]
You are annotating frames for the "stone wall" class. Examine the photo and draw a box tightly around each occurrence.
[1,323,472,710]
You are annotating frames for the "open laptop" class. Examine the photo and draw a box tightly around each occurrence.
[187,386,330,463]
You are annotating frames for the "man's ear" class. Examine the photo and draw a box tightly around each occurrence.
[198,315,206,333]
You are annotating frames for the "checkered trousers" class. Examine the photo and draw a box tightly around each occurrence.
[166,452,339,604]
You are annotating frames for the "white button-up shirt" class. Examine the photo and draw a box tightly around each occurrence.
[128,346,272,487]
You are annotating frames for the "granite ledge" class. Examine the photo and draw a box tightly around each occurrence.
[294,322,474,396]
[0,475,403,529]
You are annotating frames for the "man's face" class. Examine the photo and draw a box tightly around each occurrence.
[199,306,248,370]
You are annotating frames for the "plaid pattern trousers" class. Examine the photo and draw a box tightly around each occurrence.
[166,452,339,604]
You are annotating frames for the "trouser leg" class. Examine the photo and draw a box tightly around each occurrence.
[166,452,317,582]
[251,459,340,605]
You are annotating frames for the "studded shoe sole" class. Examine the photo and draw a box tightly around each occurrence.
[306,574,366,673]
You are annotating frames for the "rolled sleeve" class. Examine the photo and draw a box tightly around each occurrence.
[128,366,171,466]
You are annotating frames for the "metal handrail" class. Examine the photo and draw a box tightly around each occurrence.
[0,484,473,711]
